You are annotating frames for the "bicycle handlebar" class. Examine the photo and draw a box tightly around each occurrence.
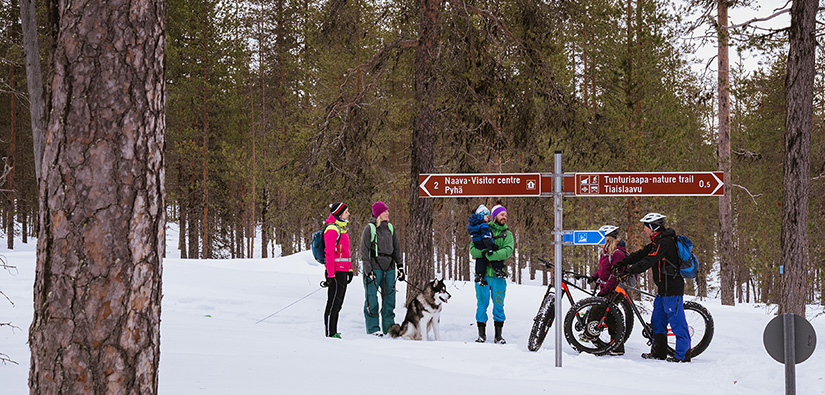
[537,257,590,280]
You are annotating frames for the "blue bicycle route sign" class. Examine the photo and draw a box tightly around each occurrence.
[562,230,606,245]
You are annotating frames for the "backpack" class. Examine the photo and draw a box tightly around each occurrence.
[311,223,341,264]
[673,235,699,278]
[368,222,394,259]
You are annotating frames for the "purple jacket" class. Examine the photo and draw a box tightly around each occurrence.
[593,241,628,295]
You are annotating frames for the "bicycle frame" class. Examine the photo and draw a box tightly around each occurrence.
[539,259,598,308]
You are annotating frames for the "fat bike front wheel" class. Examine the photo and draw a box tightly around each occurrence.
[527,288,556,352]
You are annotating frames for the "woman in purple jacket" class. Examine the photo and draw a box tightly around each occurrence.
[586,225,628,355]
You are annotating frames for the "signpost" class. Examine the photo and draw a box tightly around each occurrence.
[569,172,724,196]
[417,158,726,368]
[418,173,543,197]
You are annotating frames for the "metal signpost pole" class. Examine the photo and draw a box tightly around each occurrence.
[784,313,796,395]
[554,151,563,367]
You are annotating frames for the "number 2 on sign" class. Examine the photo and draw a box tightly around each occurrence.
[434,182,439,189]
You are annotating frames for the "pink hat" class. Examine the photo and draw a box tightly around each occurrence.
[372,201,389,218]
[491,204,507,219]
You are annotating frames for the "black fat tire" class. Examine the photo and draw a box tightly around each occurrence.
[527,288,555,352]
[617,296,634,345]
[665,301,714,358]
[563,297,625,356]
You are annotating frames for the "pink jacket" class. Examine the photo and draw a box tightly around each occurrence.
[324,213,352,278]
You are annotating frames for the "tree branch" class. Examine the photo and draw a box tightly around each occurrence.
[0,352,19,366]
[726,8,790,30]
[732,184,762,205]
[732,148,762,161]
[726,6,825,30]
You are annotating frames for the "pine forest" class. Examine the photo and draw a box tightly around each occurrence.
[1,0,824,309]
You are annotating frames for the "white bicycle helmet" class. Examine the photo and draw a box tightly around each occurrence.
[640,212,666,231]
[598,225,619,237]
[639,212,666,223]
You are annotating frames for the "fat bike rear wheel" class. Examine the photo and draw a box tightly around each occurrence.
[527,288,556,352]
[665,301,714,358]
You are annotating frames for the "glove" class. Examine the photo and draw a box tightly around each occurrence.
[616,271,632,282]
[485,249,495,256]
[346,272,354,284]
[320,277,332,288]
[611,260,626,272]
[366,271,377,282]
[587,274,598,284]
[396,267,406,282]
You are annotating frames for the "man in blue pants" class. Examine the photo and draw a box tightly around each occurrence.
[470,204,514,344]
[613,212,691,362]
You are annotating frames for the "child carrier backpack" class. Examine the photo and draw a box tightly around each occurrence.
[673,235,699,278]
[311,223,341,264]
[368,222,394,258]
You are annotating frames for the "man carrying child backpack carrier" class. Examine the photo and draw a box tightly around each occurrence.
[360,201,404,336]
[470,204,514,344]
[468,205,506,286]
[612,212,693,362]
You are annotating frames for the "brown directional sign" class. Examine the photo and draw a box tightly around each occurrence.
[567,172,724,196]
[418,173,542,197]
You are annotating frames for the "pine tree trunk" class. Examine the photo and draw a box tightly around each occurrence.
[188,174,199,259]
[29,1,165,392]
[717,0,735,307]
[779,0,816,316]
[201,1,211,259]
[407,0,440,299]
[178,161,187,259]
[7,32,17,249]
[19,0,46,181]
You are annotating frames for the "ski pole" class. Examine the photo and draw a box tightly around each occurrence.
[255,286,324,324]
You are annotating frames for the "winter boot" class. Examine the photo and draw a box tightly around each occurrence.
[667,348,691,363]
[641,333,667,360]
[475,322,487,343]
[494,268,507,278]
[610,342,625,356]
[494,321,506,344]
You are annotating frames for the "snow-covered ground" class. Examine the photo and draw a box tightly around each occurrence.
[1,228,824,394]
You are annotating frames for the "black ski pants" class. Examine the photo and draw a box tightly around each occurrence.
[324,271,349,337]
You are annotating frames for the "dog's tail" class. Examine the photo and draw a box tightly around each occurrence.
[388,323,402,338]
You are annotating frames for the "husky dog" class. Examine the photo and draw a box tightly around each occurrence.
[388,279,451,341]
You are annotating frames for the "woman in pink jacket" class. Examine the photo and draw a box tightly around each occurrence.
[587,224,628,355]
[323,202,353,338]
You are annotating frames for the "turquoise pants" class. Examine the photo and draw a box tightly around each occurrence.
[363,269,397,334]
[475,276,506,322]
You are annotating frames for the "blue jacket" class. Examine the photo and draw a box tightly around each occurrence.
[470,221,514,276]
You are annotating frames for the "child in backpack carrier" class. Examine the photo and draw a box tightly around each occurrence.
[468,205,506,286]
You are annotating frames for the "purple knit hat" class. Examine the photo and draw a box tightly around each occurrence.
[491,204,507,219]
[371,201,389,218]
